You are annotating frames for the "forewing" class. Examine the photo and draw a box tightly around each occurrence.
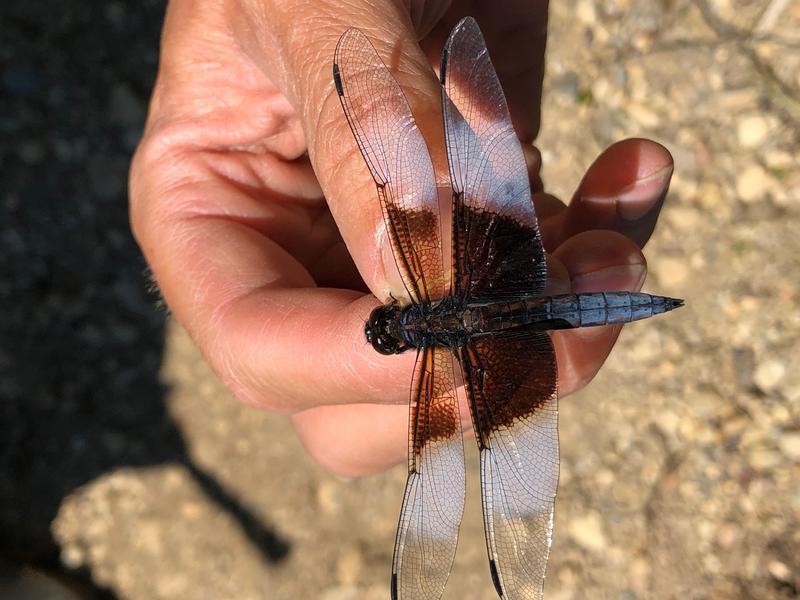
[441,17,547,300]
[392,347,465,600]
[333,29,446,304]
[458,331,559,600]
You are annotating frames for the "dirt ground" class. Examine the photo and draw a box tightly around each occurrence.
[2,1,799,599]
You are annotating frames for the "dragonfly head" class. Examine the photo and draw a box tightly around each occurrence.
[365,304,408,355]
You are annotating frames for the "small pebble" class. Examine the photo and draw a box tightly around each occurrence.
[569,512,607,552]
[753,359,786,392]
[336,546,363,585]
[655,257,689,287]
[768,560,792,583]
[736,164,773,204]
[61,544,85,569]
[576,0,597,25]
[736,115,770,148]
[626,102,660,128]
[778,432,800,461]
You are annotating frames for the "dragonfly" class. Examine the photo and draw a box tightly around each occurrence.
[332,16,683,600]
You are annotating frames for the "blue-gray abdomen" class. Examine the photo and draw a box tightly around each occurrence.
[468,292,684,334]
[546,292,683,328]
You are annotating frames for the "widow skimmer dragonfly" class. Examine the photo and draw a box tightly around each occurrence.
[332,16,683,600]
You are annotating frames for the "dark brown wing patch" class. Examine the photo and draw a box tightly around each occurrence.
[408,345,461,457]
[454,207,548,303]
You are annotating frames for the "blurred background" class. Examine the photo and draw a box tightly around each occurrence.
[1,1,798,599]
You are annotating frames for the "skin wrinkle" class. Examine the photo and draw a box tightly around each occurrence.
[133,123,232,205]
[219,116,305,159]
[199,150,322,206]
[339,336,392,399]
[332,303,410,404]
[185,210,322,272]
[131,134,210,212]
[183,99,300,152]
[157,81,236,124]
[569,261,647,282]
[315,118,388,277]
[203,247,287,325]
[201,152,284,200]
[294,29,338,127]
[248,298,298,391]
[228,1,284,87]
[160,39,304,152]
[325,154,380,221]
[317,135,368,198]
[145,143,328,269]
[141,169,254,228]
[341,344,389,400]
[138,115,204,154]
[217,296,300,412]
[305,83,339,161]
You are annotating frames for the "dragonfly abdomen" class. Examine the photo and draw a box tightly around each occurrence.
[469,291,683,334]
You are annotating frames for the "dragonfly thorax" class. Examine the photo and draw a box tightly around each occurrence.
[366,298,471,354]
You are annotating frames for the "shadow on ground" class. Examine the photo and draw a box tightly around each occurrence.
[0,3,289,597]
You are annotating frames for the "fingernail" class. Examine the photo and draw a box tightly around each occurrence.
[570,263,646,294]
[583,164,673,222]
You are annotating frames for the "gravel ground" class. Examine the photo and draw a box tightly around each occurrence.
[2,1,799,599]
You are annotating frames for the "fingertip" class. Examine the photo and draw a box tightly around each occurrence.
[292,403,407,477]
[580,138,673,224]
[560,138,673,248]
[579,138,673,198]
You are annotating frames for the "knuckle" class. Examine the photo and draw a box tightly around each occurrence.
[128,127,178,242]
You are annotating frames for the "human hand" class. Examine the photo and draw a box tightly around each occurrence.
[130,0,673,477]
